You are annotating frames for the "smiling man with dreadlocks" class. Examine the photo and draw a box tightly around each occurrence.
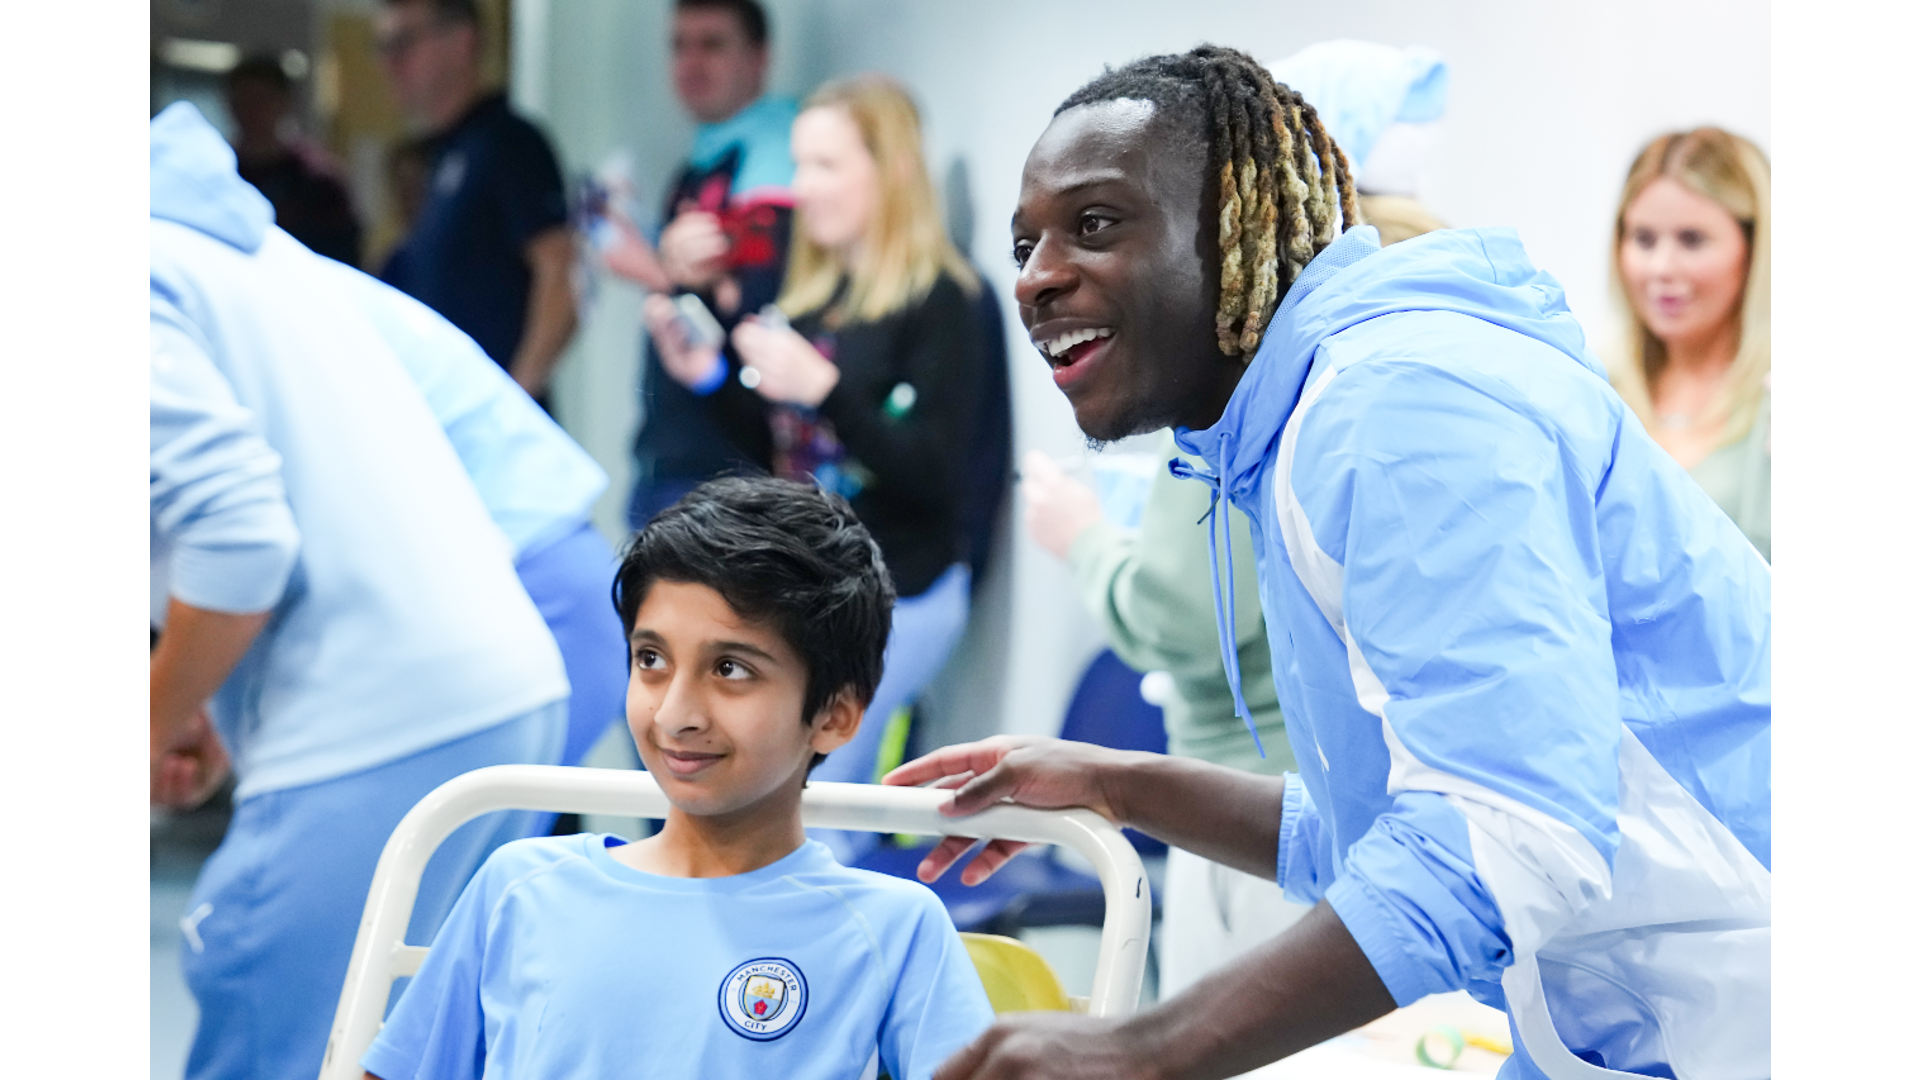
[885,46,1771,1080]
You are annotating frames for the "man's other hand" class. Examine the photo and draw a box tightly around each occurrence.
[934,1013,1155,1080]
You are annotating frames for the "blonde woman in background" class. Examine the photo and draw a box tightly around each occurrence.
[1610,127,1771,560]
[646,74,992,863]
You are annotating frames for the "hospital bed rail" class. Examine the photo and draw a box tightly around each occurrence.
[318,765,1154,1080]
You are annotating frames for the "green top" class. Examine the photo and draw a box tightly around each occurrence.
[1068,430,1293,775]
[1689,392,1771,563]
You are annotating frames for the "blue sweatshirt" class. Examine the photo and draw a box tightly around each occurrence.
[150,103,569,798]
[1175,226,1770,1078]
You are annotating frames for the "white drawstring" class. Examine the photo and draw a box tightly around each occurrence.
[181,901,213,954]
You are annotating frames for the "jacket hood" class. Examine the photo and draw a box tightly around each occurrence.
[1176,224,1598,503]
[1168,226,1599,748]
[151,101,273,253]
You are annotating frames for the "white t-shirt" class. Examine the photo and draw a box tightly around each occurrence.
[364,835,995,1080]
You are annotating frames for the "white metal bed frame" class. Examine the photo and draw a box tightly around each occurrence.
[318,765,1153,1080]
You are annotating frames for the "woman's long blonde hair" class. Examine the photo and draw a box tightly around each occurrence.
[778,75,978,325]
[1607,127,1771,447]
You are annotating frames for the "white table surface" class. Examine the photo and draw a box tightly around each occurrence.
[1236,991,1513,1078]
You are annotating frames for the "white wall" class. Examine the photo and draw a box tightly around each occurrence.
[517,0,1770,753]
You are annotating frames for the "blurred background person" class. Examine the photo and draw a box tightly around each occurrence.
[378,136,435,281]
[222,54,362,266]
[646,75,993,863]
[613,0,800,526]
[1018,40,1452,999]
[1021,442,1295,999]
[151,102,568,1080]
[374,0,577,406]
[1609,127,1771,561]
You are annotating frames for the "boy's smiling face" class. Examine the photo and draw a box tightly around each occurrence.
[626,580,861,822]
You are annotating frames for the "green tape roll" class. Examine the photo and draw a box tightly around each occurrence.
[1414,1024,1466,1069]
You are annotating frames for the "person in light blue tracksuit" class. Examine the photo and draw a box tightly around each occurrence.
[885,47,1768,1080]
[150,101,586,1080]
[166,101,627,772]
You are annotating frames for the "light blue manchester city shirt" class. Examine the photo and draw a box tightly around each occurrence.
[365,836,995,1080]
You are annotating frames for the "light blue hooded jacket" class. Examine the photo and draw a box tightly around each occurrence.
[151,103,572,797]
[1174,226,1770,1079]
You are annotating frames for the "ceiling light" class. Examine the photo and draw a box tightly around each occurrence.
[159,38,241,74]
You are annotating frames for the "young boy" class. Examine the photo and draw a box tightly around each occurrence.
[362,477,996,1080]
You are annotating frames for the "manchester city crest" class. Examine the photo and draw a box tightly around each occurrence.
[718,957,808,1041]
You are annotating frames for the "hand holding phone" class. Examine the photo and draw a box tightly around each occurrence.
[643,293,725,392]
[672,293,726,351]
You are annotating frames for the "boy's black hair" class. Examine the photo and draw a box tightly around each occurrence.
[674,0,770,47]
[613,476,894,765]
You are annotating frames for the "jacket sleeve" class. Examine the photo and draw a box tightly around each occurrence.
[1291,358,1621,1007]
[1066,434,1268,677]
[1274,774,1339,906]
[150,308,300,614]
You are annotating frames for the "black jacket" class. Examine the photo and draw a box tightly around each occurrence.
[707,272,986,596]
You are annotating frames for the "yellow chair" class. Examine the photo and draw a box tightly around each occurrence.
[960,933,1075,1014]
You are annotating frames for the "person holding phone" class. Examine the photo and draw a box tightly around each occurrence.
[614,0,800,527]
[373,0,577,407]
[647,75,993,864]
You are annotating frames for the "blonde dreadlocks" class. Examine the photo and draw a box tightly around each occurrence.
[1057,45,1361,357]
